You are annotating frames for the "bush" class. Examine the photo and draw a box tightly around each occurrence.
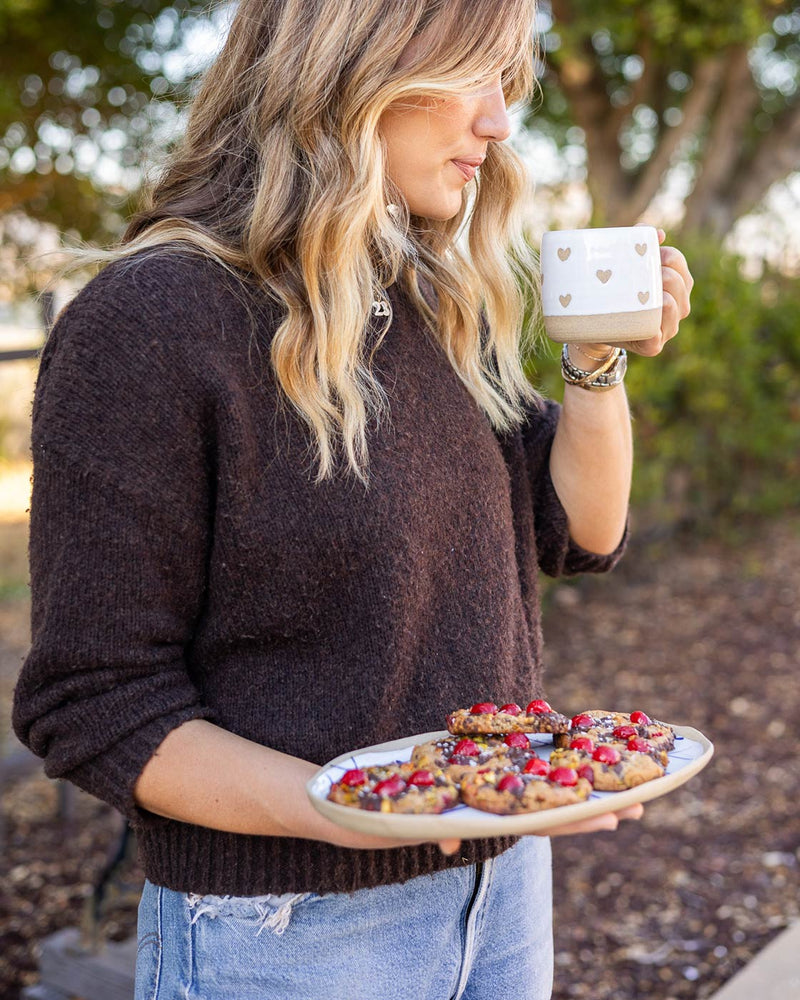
[527,244,800,536]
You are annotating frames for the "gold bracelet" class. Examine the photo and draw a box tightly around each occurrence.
[561,344,628,391]
[569,343,616,364]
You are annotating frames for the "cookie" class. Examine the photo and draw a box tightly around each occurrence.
[446,700,570,736]
[410,734,509,781]
[550,741,666,791]
[327,762,459,814]
[555,709,675,754]
[460,764,592,815]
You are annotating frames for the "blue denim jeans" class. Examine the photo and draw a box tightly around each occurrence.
[135,836,553,1000]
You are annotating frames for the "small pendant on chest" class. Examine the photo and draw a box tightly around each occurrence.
[371,299,392,319]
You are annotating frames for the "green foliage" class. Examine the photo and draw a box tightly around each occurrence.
[528,245,800,535]
[537,0,797,132]
[531,0,800,231]
[0,0,212,242]
[544,0,774,55]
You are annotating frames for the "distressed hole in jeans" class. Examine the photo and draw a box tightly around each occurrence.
[186,891,314,936]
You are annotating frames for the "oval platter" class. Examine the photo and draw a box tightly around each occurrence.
[306,725,714,840]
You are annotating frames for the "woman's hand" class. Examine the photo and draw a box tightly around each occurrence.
[622,229,694,358]
[623,228,693,357]
[528,801,644,837]
[437,803,644,855]
[573,228,694,361]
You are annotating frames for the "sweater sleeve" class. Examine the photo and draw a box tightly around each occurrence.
[12,261,217,824]
[519,397,628,579]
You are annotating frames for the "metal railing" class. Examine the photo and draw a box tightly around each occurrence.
[0,347,40,362]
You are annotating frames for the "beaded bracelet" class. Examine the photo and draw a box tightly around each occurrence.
[561,344,628,392]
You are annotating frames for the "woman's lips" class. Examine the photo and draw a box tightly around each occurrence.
[451,159,482,182]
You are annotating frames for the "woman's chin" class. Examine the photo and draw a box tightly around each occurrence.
[404,189,465,222]
[416,203,464,222]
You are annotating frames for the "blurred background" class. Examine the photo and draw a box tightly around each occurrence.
[0,2,798,999]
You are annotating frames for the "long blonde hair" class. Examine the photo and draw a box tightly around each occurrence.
[119,0,541,480]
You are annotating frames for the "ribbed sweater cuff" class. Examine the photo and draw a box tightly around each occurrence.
[61,704,215,824]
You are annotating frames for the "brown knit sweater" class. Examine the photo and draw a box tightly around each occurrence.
[12,252,624,895]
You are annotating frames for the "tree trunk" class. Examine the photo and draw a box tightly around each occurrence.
[729,99,800,222]
[549,0,629,223]
[681,44,760,236]
[624,56,726,224]
[553,52,629,223]
[544,4,800,240]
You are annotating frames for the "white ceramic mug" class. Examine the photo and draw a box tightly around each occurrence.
[540,226,663,343]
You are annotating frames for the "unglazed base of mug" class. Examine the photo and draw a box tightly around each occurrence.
[543,306,662,343]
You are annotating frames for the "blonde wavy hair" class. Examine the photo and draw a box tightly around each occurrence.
[113,0,541,480]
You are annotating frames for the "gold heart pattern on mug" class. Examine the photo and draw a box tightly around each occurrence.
[553,243,654,310]
[541,225,662,342]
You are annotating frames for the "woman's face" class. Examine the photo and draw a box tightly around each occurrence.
[379,73,512,220]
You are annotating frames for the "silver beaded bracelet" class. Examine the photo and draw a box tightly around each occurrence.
[560,344,628,392]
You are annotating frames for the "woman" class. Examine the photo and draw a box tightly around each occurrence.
[13,1,693,998]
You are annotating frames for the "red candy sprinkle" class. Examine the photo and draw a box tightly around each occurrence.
[499,703,522,715]
[452,738,480,757]
[341,769,367,787]
[571,713,594,729]
[613,725,638,740]
[471,702,498,715]
[497,774,525,793]
[592,745,622,766]
[630,710,651,725]
[526,699,552,715]
[549,766,579,787]
[627,737,652,754]
[504,732,530,749]
[373,775,406,797]
[523,757,550,776]
[577,764,595,784]
[407,770,435,787]
[569,737,595,752]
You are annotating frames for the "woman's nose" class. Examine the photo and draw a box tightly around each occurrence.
[473,81,511,143]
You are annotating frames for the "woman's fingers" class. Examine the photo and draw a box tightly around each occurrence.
[662,244,694,294]
[611,802,645,822]
[624,242,693,356]
[623,332,665,357]
[539,814,621,837]
[662,248,692,319]
[533,802,645,838]
[435,803,644,849]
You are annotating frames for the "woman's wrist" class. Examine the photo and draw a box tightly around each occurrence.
[561,343,627,393]
[566,342,615,371]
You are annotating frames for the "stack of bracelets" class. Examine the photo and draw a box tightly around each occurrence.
[560,343,627,392]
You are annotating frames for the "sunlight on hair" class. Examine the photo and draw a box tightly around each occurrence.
[64,0,542,482]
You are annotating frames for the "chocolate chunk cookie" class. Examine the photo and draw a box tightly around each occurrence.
[550,742,666,791]
[460,765,592,815]
[446,699,570,736]
[328,762,459,814]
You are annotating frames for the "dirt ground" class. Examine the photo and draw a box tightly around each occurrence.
[1,515,799,1000]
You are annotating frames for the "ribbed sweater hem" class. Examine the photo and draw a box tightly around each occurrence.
[136,822,520,896]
